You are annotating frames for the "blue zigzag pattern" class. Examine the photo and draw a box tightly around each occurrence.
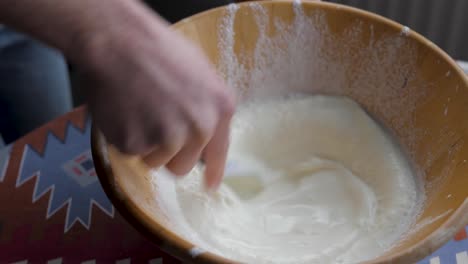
[0,144,11,182]
[16,120,114,232]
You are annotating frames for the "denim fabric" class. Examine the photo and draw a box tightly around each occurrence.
[0,27,72,143]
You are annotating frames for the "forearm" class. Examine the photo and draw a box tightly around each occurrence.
[0,0,167,65]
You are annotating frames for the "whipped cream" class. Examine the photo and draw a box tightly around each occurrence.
[152,95,422,264]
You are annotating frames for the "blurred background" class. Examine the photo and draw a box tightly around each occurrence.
[327,0,468,61]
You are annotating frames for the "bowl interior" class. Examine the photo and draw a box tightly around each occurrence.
[92,1,468,263]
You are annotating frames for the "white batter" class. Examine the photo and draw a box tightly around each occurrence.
[153,95,422,264]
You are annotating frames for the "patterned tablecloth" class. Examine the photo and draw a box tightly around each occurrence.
[0,102,467,263]
[0,107,180,263]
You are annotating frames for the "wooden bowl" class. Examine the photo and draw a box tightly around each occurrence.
[92,1,468,263]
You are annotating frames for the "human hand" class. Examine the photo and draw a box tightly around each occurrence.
[83,13,235,190]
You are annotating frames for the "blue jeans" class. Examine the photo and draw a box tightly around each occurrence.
[0,27,72,143]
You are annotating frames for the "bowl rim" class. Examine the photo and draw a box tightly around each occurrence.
[91,1,468,263]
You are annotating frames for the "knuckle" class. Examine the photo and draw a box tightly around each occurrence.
[216,90,236,117]
[147,118,177,152]
[158,125,182,154]
[149,123,168,146]
[104,123,154,155]
[192,120,214,145]
[161,142,178,155]
[112,132,143,155]
[186,105,217,146]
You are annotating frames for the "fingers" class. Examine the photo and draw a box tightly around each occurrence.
[165,140,204,176]
[144,88,235,185]
[142,124,185,169]
[143,145,180,169]
[146,104,216,175]
[202,104,234,190]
